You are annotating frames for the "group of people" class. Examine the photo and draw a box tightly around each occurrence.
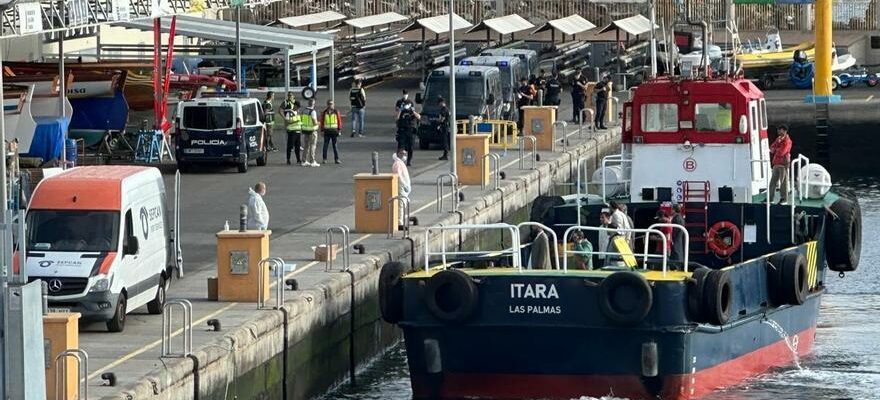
[515,69,562,129]
[570,68,613,130]
[262,91,348,166]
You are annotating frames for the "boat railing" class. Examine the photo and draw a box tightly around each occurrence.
[562,226,670,275]
[516,221,561,271]
[751,158,772,244]
[575,155,632,226]
[789,154,811,243]
[423,223,522,273]
[647,223,690,272]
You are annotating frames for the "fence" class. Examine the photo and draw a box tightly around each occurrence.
[229,0,876,32]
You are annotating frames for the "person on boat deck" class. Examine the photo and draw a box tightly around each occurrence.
[769,124,793,204]
[599,210,624,268]
[571,230,593,270]
[654,208,673,256]
[670,203,687,267]
[608,201,632,245]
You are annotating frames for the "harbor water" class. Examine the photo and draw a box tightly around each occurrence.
[321,178,880,400]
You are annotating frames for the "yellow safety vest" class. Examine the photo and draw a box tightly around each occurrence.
[300,109,316,131]
[323,111,338,128]
[286,111,302,131]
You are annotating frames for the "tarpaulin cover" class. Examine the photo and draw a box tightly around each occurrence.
[28,116,71,161]
[69,90,129,132]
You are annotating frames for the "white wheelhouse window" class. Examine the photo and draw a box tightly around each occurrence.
[694,103,733,132]
[640,103,678,132]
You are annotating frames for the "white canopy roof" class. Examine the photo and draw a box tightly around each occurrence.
[120,15,333,56]
[277,11,347,28]
[345,12,408,29]
[467,14,534,36]
[532,14,596,36]
[599,14,656,36]
[402,13,472,34]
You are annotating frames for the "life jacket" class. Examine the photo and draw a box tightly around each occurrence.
[323,110,339,129]
[397,111,417,130]
[545,78,561,97]
[286,110,302,131]
[262,99,275,123]
[300,108,317,131]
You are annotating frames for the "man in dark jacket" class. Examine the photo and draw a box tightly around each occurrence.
[437,96,451,161]
[594,75,611,130]
[516,77,535,130]
[396,99,420,166]
[570,68,588,123]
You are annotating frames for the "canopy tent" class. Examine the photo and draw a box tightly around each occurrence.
[598,14,656,37]
[277,11,346,30]
[345,12,408,30]
[532,14,596,41]
[119,15,335,97]
[467,14,534,44]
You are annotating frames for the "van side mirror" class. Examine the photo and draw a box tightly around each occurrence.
[124,237,139,256]
[486,94,496,105]
[415,93,423,104]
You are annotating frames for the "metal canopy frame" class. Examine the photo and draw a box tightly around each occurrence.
[344,12,408,30]
[401,13,471,35]
[466,13,534,45]
[598,14,657,36]
[277,10,346,29]
[532,14,596,42]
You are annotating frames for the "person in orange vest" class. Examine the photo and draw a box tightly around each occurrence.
[769,124,793,204]
[319,99,343,164]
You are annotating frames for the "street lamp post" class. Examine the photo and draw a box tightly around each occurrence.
[448,1,456,175]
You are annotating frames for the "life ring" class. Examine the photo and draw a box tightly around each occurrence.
[826,197,862,272]
[702,269,733,325]
[378,262,407,324]
[424,269,479,324]
[598,272,653,326]
[707,221,743,258]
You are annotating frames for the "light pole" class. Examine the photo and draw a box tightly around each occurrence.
[649,0,657,78]
[448,1,456,175]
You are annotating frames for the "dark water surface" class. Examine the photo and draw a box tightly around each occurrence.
[322,178,880,400]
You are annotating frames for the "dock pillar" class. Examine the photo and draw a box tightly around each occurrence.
[521,106,558,151]
[216,230,272,302]
[43,312,80,400]
[455,134,490,185]
[354,173,399,233]
[805,0,839,104]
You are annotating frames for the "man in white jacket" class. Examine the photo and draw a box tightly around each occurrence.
[247,182,270,230]
[391,150,411,226]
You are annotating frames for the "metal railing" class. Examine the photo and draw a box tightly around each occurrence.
[553,120,568,151]
[562,226,670,274]
[455,118,519,150]
[174,170,184,277]
[598,154,632,201]
[258,257,287,310]
[325,225,351,272]
[790,154,811,244]
[610,97,621,126]
[481,153,501,190]
[579,108,595,137]
[55,349,88,400]
[647,223,690,272]
[518,135,537,170]
[574,155,633,226]
[423,223,522,272]
[436,173,459,213]
[517,221,561,271]
[751,158,772,244]
[161,299,193,358]
[387,196,411,239]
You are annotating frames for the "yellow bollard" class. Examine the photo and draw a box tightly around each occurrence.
[353,173,399,233]
[216,230,272,302]
[43,312,80,400]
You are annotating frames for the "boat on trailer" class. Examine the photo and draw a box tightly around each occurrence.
[378,75,863,399]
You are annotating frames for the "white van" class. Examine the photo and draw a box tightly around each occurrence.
[25,166,179,332]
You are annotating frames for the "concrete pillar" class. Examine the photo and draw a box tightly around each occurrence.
[813,0,833,98]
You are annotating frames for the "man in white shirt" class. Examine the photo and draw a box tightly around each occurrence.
[247,182,270,230]
[609,200,633,245]
[391,150,411,227]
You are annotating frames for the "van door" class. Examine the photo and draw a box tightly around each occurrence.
[179,103,236,161]
[242,102,264,156]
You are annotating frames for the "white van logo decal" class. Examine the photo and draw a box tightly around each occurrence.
[192,139,228,145]
[48,279,63,293]
[140,207,150,240]
[38,260,54,268]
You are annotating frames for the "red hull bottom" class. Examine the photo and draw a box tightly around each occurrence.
[411,327,816,400]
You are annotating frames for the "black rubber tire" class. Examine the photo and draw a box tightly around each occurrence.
[424,269,479,324]
[826,197,861,272]
[766,253,787,306]
[238,154,248,173]
[147,275,169,315]
[256,151,268,166]
[780,253,809,305]
[687,267,712,322]
[107,293,127,332]
[378,262,407,324]
[703,270,733,325]
[831,78,839,91]
[598,272,653,326]
[529,195,565,228]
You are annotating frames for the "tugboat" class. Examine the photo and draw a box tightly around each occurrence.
[378,75,862,399]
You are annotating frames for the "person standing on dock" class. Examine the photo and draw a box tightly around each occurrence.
[544,71,562,121]
[769,124,793,204]
[395,90,409,112]
[396,100,420,167]
[262,92,278,151]
[284,101,302,165]
[570,68,588,124]
[349,80,367,137]
[320,100,343,164]
[247,182,269,230]
[300,99,320,167]
[391,149,411,227]
[516,77,535,131]
[281,92,296,115]
[594,75,611,130]
[437,96,451,161]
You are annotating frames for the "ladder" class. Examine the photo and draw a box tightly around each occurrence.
[682,181,711,253]
[814,103,831,167]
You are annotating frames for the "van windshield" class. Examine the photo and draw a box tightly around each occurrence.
[183,105,234,130]
[27,211,121,252]
[498,67,513,101]
[424,76,485,117]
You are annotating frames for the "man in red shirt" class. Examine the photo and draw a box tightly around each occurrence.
[768,124,793,204]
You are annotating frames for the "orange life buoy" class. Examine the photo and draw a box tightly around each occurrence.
[707,221,743,258]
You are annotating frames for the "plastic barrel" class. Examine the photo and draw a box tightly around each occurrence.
[65,138,77,166]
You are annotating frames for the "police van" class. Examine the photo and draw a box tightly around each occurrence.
[459,56,523,122]
[415,65,504,149]
[175,94,269,173]
[480,48,539,78]
[25,166,179,332]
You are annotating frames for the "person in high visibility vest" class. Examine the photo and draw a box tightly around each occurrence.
[300,99,320,167]
[319,99,343,164]
[262,92,278,151]
[284,100,302,165]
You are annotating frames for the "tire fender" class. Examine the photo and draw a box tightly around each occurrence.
[598,272,653,326]
[378,262,407,324]
[424,269,479,324]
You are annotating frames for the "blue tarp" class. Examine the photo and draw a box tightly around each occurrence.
[28,116,70,161]
[69,90,129,132]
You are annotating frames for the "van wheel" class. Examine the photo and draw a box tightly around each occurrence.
[147,275,168,315]
[107,293,127,332]
[238,154,248,173]
[256,151,268,166]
